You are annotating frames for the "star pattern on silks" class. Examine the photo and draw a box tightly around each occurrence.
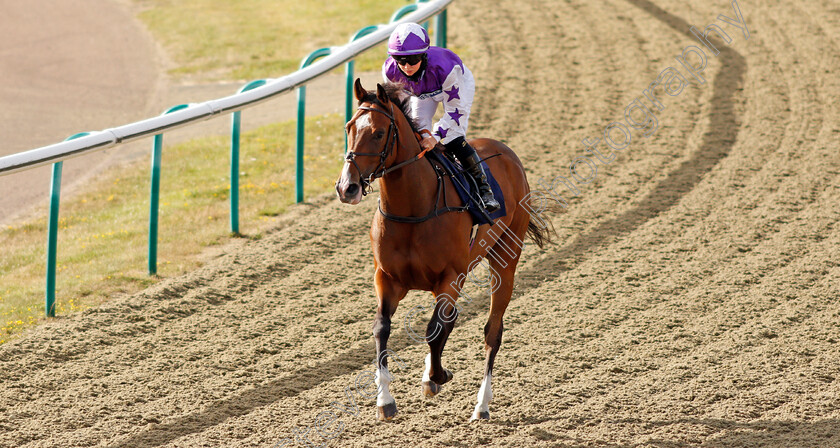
[396,24,428,47]
[437,127,449,139]
[448,108,464,126]
[444,86,460,102]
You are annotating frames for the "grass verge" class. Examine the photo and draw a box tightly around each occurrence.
[0,114,346,344]
[134,0,419,81]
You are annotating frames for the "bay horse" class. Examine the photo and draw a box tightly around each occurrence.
[335,79,550,421]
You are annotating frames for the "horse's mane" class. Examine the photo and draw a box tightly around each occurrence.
[360,82,422,134]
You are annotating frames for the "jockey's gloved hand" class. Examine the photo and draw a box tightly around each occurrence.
[418,129,437,151]
[420,136,437,151]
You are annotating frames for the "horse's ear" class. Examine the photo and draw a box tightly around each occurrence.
[376,83,390,105]
[354,78,366,102]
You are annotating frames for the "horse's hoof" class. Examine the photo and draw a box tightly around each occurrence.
[429,368,453,385]
[470,410,490,421]
[377,402,398,421]
[423,369,453,397]
[422,381,441,397]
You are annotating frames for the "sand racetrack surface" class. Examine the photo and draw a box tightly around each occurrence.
[0,0,159,225]
[2,0,840,446]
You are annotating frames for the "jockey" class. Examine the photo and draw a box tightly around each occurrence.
[382,22,500,213]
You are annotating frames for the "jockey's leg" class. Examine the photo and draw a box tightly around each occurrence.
[446,137,500,212]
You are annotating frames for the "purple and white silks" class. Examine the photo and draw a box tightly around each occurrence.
[382,46,475,145]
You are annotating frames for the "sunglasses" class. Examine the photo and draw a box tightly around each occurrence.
[393,54,424,66]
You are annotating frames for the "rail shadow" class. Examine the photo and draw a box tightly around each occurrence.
[107,1,747,447]
[520,417,840,447]
[106,340,375,448]
[598,417,840,447]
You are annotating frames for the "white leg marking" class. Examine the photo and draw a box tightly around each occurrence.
[422,353,432,382]
[375,366,395,407]
[471,373,493,420]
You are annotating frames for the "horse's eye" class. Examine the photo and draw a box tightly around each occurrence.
[373,131,385,140]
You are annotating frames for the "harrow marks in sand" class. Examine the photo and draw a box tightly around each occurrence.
[2,0,840,447]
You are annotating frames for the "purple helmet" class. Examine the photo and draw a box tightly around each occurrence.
[388,23,430,56]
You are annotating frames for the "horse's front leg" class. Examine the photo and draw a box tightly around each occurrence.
[422,276,461,397]
[373,269,407,421]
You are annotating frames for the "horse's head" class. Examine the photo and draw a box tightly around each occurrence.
[335,79,406,205]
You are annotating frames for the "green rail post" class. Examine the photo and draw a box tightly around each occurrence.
[390,3,434,34]
[296,47,332,203]
[230,79,267,235]
[390,4,419,23]
[149,104,190,276]
[436,9,447,48]
[45,163,63,317]
[345,26,380,154]
[45,132,91,317]
[416,0,431,30]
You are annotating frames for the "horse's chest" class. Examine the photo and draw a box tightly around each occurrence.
[376,238,445,269]
[372,226,468,288]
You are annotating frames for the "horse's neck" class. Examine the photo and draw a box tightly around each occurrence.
[379,157,437,216]
[378,117,438,218]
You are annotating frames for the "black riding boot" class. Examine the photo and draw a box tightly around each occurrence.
[446,137,500,213]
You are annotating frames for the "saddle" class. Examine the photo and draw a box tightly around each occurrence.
[378,136,506,225]
[425,148,506,226]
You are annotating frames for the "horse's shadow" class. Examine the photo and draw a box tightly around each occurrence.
[107,0,748,446]
[504,417,840,447]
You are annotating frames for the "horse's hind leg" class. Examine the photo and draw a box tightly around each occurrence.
[471,230,523,421]
[422,277,461,397]
[373,270,407,421]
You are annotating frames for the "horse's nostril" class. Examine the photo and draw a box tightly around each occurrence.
[346,183,360,197]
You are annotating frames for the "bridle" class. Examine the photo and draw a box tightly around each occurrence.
[345,102,399,196]
[345,101,435,196]
[345,99,479,224]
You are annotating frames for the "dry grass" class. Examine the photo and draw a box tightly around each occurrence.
[2,0,455,343]
[134,0,416,81]
[0,114,346,343]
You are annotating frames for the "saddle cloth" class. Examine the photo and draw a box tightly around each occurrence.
[426,149,506,226]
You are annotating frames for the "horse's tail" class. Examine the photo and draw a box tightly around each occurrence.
[526,218,552,249]
[523,190,560,249]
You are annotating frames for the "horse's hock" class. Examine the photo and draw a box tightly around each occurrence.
[3,0,840,446]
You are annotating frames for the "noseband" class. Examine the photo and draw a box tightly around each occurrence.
[345,102,399,196]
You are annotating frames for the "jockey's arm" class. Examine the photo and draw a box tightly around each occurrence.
[381,64,438,147]
[433,66,471,145]
[409,96,439,143]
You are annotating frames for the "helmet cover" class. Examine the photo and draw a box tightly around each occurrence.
[388,23,430,56]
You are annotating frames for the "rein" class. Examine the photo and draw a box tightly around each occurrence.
[345,103,434,196]
[377,157,469,223]
[346,101,467,223]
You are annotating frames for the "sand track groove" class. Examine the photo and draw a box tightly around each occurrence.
[2,0,840,447]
